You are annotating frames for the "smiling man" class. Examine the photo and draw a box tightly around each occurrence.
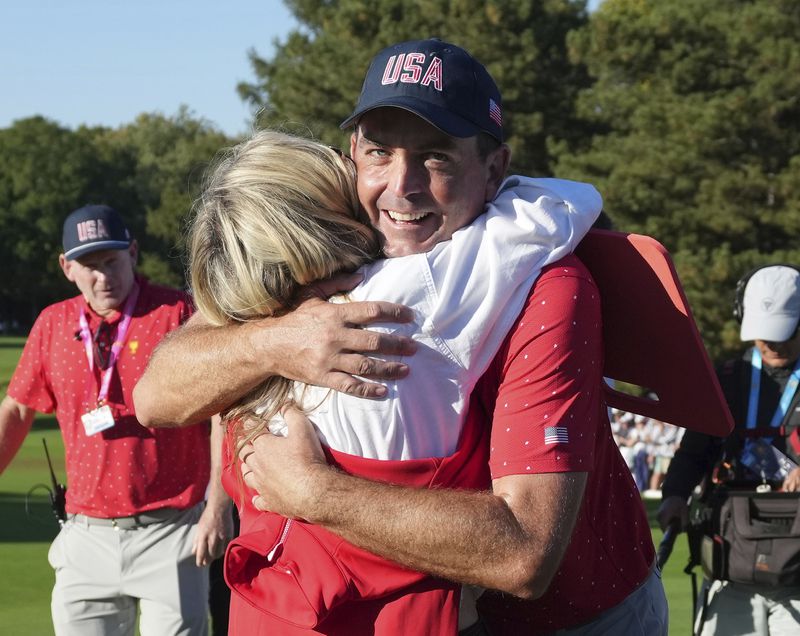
[349,107,506,257]
[135,39,665,635]
[0,204,231,636]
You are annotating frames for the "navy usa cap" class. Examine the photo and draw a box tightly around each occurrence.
[341,38,503,142]
[62,204,132,261]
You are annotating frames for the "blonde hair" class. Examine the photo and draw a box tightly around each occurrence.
[188,130,378,441]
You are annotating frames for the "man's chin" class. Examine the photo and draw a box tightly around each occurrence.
[377,219,441,258]
[382,242,431,258]
[90,297,123,316]
[381,232,440,258]
[762,353,793,368]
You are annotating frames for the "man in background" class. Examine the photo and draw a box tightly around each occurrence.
[659,265,800,635]
[0,204,231,636]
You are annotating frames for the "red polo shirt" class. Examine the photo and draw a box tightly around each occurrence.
[8,276,210,517]
[476,256,655,634]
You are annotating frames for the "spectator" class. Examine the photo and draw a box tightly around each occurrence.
[614,412,639,468]
[0,204,232,636]
[611,410,684,495]
[648,419,683,492]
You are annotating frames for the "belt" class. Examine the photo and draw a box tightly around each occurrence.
[68,507,182,530]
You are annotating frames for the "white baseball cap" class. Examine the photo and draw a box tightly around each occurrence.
[740,266,800,342]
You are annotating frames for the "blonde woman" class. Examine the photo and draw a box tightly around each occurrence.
[188,130,601,634]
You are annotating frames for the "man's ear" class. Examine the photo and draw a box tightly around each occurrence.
[484,143,512,202]
[349,131,358,158]
[58,254,75,283]
[128,240,139,267]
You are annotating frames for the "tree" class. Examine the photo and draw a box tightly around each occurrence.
[0,110,232,324]
[555,0,800,359]
[0,117,138,324]
[238,0,592,176]
[107,108,232,287]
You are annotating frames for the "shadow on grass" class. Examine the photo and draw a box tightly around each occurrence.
[0,493,60,543]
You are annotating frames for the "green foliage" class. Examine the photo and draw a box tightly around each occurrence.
[238,0,591,175]
[4,0,800,366]
[0,117,129,322]
[555,0,800,360]
[0,336,26,396]
[102,109,232,287]
[0,111,233,321]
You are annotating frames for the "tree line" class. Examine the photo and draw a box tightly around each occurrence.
[2,0,798,363]
[0,109,231,326]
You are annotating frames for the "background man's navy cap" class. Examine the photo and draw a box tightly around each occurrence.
[341,38,504,142]
[62,204,132,261]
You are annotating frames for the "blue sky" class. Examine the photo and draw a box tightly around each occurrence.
[1,0,297,136]
[1,0,601,137]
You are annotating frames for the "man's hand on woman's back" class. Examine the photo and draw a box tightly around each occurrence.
[134,277,416,428]
[272,293,417,398]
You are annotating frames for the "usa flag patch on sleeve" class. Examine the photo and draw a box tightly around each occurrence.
[544,426,569,445]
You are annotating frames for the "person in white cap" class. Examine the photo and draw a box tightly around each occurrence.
[657,264,800,635]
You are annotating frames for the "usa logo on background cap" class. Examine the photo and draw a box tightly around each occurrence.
[62,204,132,261]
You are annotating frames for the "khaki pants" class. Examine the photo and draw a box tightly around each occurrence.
[697,579,800,636]
[48,504,208,636]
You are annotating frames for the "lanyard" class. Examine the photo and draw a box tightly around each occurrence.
[746,348,800,440]
[78,284,139,405]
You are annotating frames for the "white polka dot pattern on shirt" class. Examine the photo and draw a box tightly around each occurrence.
[6,282,211,517]
[480,258,653,628]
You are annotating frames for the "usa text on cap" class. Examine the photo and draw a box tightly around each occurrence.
[341,38,503,142]
[62,204,132,261]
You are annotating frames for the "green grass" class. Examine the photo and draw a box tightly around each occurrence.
[0,336,26,395]
[0,336,697,634]
[646,498,696,636]
[1,336,64,635]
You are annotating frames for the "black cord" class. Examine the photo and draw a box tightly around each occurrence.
[24,483,58,526]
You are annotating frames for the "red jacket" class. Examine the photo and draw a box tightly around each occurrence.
[223,406,490,635]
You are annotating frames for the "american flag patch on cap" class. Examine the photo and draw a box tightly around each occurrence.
[544,426,569,445]
[489,98,502,127]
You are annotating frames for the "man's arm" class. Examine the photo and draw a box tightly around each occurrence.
[0,395,37,473]
[133,291,417,429]
[240,261,601,598]
[656,429,717,530]
[242,411,585,598]
[192,415,233,567]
